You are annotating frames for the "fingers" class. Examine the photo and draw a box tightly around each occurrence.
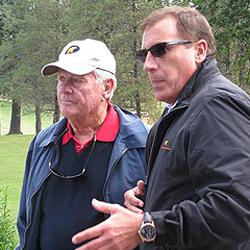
[124,187,144,214]
[73,199,143,250]
[136,180,145,195]
[72,222,103,246]
[91,198,122,215]
[124,201,144,214]
[74,236,110,250]
[74,237,101,250]
[72,199,123,246]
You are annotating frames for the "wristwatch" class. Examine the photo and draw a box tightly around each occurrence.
[138,212,156,243]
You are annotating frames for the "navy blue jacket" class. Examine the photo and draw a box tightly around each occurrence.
[16,105,148,250]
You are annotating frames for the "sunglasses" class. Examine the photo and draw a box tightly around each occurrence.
[136,40,192,63]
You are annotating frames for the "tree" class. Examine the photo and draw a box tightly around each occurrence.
[11,0,66,133]
[8,99,22,134]
[0,0,67,133]
[63,0,163,121]
[194,0,250,93]
[1,0,248,132]
[0,1,26,134]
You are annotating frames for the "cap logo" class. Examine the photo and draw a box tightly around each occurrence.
[65,45,80,54]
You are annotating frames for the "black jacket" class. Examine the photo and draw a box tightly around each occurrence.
[143,57,250,250]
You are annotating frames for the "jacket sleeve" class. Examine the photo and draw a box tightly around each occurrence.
[152,94,250,248]
[16,137,36,250]
[106,146,147,205]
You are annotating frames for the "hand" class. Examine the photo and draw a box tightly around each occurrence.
[124,180,145,214]
[72,199,143,250]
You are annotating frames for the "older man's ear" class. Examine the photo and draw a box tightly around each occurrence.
[102,78,115,101]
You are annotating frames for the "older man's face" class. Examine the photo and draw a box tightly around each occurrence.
[142,16,198,104]
[56,70,104,121]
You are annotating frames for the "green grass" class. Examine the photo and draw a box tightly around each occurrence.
[0,135,33,221]
[0,101,11,135]
[0,100,54,222]
[0,100,53,135]
[0,101,55,244]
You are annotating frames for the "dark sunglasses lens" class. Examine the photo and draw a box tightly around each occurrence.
[136,43,167,62]
[136,50,147,62]
[150,43,166,57]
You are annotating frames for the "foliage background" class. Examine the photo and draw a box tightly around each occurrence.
[0,0,249,134]
[0,187,18,249]
[0,0,249,246]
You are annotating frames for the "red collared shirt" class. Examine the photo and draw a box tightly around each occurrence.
[62,103,120,153]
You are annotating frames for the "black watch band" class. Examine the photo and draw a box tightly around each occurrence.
[144,212,153,223]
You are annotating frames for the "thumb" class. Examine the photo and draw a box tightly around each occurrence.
[137,180,145,192]
[92,198,121,215]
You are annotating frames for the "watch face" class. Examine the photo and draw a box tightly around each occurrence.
[140,223,156,242]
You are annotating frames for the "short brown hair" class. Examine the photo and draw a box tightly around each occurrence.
[141,6,216,56]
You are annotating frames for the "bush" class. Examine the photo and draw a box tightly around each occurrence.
[0,187,17,250]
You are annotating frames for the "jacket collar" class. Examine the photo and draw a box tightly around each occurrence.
[178,56,220,105]
[36,105,147,150]
[37,118,68,148]
[113,104,148,149]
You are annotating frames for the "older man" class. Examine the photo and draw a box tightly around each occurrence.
[72,6,250,250]
[16,38,148,249]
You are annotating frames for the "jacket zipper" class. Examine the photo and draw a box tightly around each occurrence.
[146,104,187,185]
[21,172,52,250]
[103,148,128,206]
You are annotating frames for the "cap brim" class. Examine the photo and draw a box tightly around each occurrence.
[41,60,96,76]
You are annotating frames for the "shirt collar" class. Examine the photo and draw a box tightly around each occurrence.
[62,103,119,148]
[96,103,119,142]
[165,100,178,114]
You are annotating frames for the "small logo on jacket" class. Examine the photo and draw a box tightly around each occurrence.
[160,139,171,151]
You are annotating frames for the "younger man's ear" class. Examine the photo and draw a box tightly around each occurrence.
[195,39,208,64]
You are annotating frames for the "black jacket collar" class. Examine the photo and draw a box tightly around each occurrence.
[178,56,220,104]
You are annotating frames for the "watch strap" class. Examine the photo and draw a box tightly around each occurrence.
[144,212,153,223]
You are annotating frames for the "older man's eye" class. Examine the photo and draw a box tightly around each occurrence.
[72,78,81,85]
[58,75,65,82]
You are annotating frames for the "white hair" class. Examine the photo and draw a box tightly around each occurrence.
[94,69,117,100]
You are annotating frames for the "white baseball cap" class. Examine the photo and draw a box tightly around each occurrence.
[41,38,116,76]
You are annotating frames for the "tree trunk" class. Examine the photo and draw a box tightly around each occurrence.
[225,43,231,74]
[237,44,245,87]
[135,91,141,118]
[35,103,42,134]
[130,10,141,118]
[53,95,60,123]
[8,99,22,134]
